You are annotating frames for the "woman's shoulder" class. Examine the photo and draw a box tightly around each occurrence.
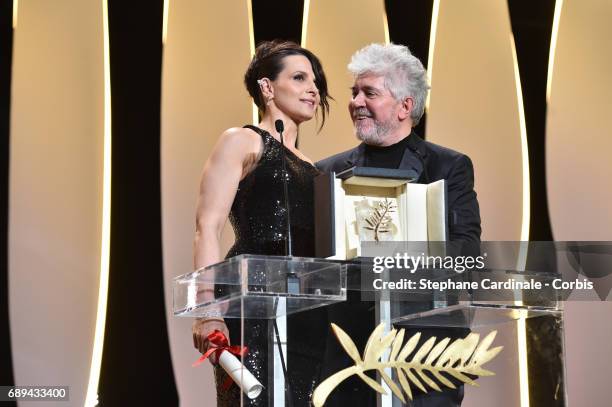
[219,126,261,141]
[215,127,262,152]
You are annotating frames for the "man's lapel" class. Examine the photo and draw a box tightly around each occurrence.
[398,132,427,182]
[345,143,367,168]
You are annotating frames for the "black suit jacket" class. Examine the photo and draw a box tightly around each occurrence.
[315,133,479,404]
[316,132,481,242]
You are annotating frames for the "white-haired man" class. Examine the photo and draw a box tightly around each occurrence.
[317,43,480,241]
[317,43,481,406]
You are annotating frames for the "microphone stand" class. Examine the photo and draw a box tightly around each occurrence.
[276,119,300,294]
[276,119,293,255]
[273,119,295,406]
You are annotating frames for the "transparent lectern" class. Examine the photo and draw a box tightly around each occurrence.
[174,255,347,406]
[174,257,566,406]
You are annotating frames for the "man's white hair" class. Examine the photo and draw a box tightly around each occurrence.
[348,43,430,125]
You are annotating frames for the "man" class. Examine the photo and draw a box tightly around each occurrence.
[316,44,481,406]
[317,43,480,241]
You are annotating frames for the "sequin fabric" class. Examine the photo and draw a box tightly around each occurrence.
[215,125,327,406]
[226,125,320,259]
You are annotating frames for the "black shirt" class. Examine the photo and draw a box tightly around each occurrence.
[363,134,411,169]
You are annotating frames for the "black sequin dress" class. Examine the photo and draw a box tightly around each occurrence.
[214,125,328,406]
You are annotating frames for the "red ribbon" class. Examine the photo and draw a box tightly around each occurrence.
[193,330,248,391]
[193,330,247,367]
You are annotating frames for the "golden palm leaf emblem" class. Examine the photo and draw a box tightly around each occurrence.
[312,323,503,406]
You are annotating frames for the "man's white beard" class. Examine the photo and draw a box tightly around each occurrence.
[354,116,400,146]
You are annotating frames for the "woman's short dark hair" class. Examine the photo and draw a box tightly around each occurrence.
[244,40,330,128]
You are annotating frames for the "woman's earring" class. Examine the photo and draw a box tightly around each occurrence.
[258,79,273,105]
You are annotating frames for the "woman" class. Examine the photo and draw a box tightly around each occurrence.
[191,41,331,406]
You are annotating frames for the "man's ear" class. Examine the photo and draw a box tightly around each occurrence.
[398,97,414,121]
[258,78,274,100]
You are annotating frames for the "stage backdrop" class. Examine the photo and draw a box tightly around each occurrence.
[9,0,104,406]
[546,0,612,406]
[4,1,612,406]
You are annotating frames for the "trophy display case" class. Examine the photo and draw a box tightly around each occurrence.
[314,168,446,259]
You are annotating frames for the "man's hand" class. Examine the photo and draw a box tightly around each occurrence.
[192,318,230,364]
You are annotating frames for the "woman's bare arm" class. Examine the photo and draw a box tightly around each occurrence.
[192,127,260,356]
[193,127,260,269]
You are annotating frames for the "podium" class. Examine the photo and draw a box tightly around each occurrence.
[174,255,567,406]
[174,255,347,406]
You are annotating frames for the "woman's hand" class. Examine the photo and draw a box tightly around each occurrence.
[192,318,230,364]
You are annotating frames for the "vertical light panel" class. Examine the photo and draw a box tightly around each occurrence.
[509,35,530,243]
[509,33,531,407]
[162,0,169,45]
[9,1,105,406]
[85,0,111,405]
[427,1,523,405]
[299,0,387,162]
[12,0,18,28]
[301,0,311,47]
[247,0,258,125]
[546,0,563,103]
[382,6,390,45]
[547,0,612,405]
[161,1,252,406]
[427,0,524,241]
[425,0,441,111]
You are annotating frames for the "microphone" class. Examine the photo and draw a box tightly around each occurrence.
[275,119,293,256]
[275,119,284,134]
